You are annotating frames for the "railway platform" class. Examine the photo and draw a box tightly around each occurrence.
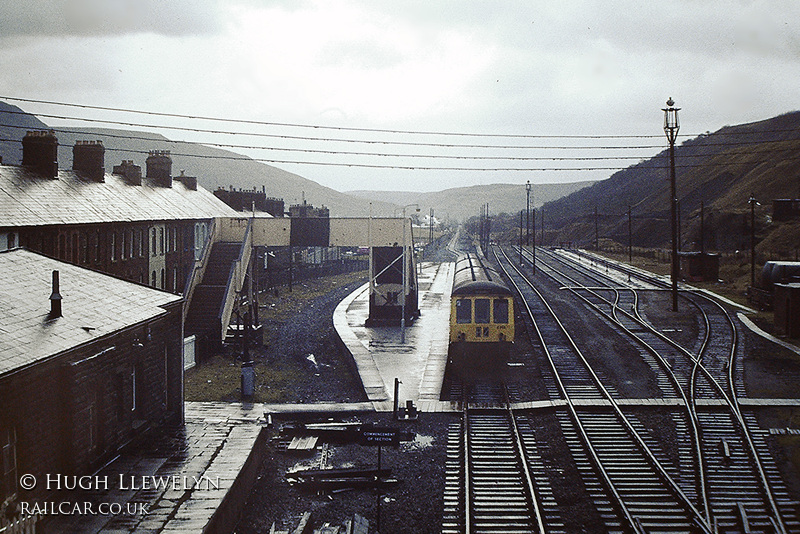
[333,260,457,413]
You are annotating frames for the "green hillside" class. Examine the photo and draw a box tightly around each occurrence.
[538,111,800,260]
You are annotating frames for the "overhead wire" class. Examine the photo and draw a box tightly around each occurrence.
[0,95,670,139]
[5,95,798,140]
[1,95,799,172]
[3,135,799,172]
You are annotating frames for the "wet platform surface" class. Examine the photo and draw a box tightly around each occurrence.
[42,402,266,533]
[333,261,454,412]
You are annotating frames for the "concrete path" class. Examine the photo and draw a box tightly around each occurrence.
[44,402,266,534]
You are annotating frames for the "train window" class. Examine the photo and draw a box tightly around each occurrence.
[475,299,490,324]
[456,299,472,324]
[493,299,509,324]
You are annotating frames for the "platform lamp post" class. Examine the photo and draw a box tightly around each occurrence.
[749,194,760,288]
[526,180,531,246]
[663,97,680,312]
[401,203,419,344]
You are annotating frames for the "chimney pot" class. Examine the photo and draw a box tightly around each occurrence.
[112,160,142,185]
[22,130,58,179]
[72,140,105,182]
[49,270,62,319]
[146,150,172,187]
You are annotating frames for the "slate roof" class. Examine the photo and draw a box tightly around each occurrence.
[0,165,240,227]
[0,248,183,377]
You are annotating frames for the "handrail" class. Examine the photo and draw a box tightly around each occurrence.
[182,218,220,323]
[217,218,253,342]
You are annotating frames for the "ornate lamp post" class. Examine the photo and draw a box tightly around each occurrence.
[525,180,531,246]
[663,97,680,312]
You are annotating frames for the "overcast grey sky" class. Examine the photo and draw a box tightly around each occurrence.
[1,0,798,192]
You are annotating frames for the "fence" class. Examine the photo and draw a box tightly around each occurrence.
[0,514,39,534]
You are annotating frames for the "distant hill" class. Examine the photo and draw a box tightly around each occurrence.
[0,100,592,220]
[0,102,396,217]
[348,181,593,223]
[0,101,50,163]
[540,111,800,256]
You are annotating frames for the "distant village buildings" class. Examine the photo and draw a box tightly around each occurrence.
[213,185,285,217]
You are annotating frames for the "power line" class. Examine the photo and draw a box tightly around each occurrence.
[7,95,798,142]
[0,107,667,150]
[2,120,798,163]
[0,95,671,140]
[3,136,799,172]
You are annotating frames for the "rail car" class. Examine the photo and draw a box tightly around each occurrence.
[448,252,514,375]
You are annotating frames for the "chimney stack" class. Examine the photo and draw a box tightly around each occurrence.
[49,270,62,319]
[146,150,172,187]
[112,160,142,185]
[175,169,197,190]
[22,130,58,179]
[73,140,105,182]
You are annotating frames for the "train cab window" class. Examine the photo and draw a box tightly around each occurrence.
[493,298,509,324]
[475,299,490,324]
[456,299,472,324]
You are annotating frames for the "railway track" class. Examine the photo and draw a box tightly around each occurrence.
[494,245,709,533]
[443,383,548,534]
[504,244,798,533]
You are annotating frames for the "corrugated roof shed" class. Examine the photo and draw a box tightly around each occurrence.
[0,248,182,377]
[0,165,240,227]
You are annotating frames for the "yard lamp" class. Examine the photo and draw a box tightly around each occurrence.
[749,194,760,288]
[663,97,680,312]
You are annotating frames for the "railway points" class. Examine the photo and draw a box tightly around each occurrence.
[251,240,800,533]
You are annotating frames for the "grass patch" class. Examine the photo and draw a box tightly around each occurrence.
[184,269,368,403]
[185,354,314,403]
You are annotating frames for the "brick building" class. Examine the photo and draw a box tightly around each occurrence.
[0,131,239,294]
[213,185,285,217]
[0,249,183,506]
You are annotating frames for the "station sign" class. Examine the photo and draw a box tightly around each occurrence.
[359,426,413,446]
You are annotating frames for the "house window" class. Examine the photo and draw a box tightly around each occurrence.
[7,233,15,249]
[1,425,17,501]
[80,232,88,264]
[71,233,79,264]
[159,228,164,255]
[151,228,157,256]
[121,231,126,260]
[58,234,66,260]
[151,270,157,287]
[110,232,116,262]
[160,268,165,289]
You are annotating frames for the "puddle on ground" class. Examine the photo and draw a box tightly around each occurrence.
[401,434,435,451]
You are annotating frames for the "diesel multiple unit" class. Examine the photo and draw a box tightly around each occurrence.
[448,252,514,374]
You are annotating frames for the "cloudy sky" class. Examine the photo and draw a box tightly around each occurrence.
[0,0,798,192]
